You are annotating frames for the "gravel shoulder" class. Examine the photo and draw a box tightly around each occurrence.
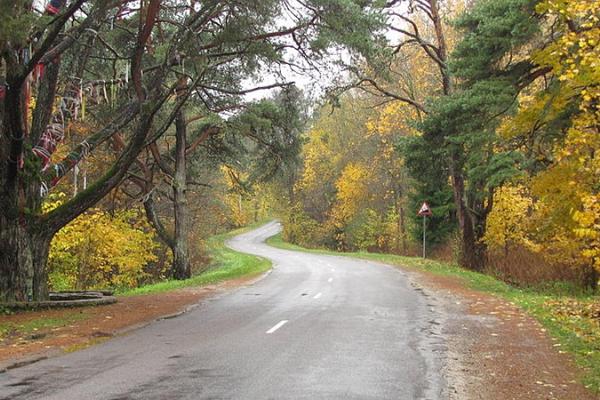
[408,269,597,400]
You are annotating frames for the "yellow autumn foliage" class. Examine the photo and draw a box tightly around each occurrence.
[487,0,600,274]
[483,185,539,253]
[45,193,158,290]
[573,194,600,271]
[531,113,600,269]
[295,128,339,195]
[330,162,373,226]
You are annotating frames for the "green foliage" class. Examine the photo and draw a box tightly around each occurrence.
[308,0,387,58]
[450,0,539,83]
[225,87,305,184]
[344,208,391,251]
[282,204,325,248]
[120,224,271,296]
[0,1,38,47]
[401,135,456,245]
[405,0,543,266]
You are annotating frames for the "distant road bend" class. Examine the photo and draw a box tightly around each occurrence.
[0,221,447,399]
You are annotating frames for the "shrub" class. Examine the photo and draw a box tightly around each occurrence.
[46,195,158,290]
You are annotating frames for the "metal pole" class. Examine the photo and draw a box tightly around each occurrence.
[422,215,426,259]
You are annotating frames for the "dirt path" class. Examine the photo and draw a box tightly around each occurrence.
[0,275,261,370]
[411,270,598,400]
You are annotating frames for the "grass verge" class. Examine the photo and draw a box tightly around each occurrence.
[0,313,88,342]
[0,224,271,343]
[266,233,600,393]
[119,224,271,296]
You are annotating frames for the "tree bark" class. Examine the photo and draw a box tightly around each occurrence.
[399,203,407,255]
[579,264,598,291]
[0,211,51,302]
[171,110,191,280]
[448,152,484,270]
[143,193,175,249]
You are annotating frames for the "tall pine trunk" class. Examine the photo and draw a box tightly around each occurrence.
[171,110,191,280]
[448,153,485,271]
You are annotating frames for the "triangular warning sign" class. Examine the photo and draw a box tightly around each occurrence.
[418,202,432,216]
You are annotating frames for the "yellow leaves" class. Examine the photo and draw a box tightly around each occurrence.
[573,194,600,270]
[42,192,67,213]
[366,101,419,138]
[534,0,600,101]
[483,184,538,251]
[528,120,599,269]
[295,128,337,194]
[48,205,158,290]
[535,25,598,138]
[330,162,373,226]
[491,0,600,272]
[498,89,572,140]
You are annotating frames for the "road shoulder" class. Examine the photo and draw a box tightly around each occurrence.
[409,269,596,400]
[265,233,598,399]
[0,273,269,372]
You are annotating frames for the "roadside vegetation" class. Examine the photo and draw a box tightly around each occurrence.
[121,225,271,296]
[0,313,88,344]
[267,233,600,393]
[0,226,270,347]
[277,0,598,293]
[0,0,597,393]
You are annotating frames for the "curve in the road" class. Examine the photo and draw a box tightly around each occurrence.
[0,221,447,400]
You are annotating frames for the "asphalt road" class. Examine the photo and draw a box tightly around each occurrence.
[0,221,446,399]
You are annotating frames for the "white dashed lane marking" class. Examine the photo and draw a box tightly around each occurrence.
[266,320,288,334]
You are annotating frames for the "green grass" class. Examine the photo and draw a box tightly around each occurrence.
[119,223,271,296]
[266,233,600,393]
[0,313,88,341]
[0,224,271,345]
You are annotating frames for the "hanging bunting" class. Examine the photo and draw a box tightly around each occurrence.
[81,90,86,121]
[32,82,81,171]
[45,0,65,16]
[111,81,116,108]
[34,63,45,82]
[40,182,49,197]
[34,73,128,193]
[102,81,108,103]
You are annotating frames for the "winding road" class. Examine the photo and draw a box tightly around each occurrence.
[0,221,446,399]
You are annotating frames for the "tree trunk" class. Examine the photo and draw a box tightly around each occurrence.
[448,153,484,271]
[399,203,408,255]
[460,215,481,270]
[429,0,451,95]
[143,194,175,249]
[0,66,51,302]
[0,213,51,302]
[254,198,259,223]
[171,110,190,280]
[579,264,598,291]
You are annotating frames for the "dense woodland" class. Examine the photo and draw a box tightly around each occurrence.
[0,0,598,302]
[283,0,599,290]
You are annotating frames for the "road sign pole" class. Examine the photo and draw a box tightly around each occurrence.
[418,201,432,259]
[422,215,426,259]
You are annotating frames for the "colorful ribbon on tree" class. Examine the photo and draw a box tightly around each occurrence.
[45,0,65,15]
[32,82,81,170]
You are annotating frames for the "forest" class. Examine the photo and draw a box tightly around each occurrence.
[283,0,599,291]
[0,0,598,303]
